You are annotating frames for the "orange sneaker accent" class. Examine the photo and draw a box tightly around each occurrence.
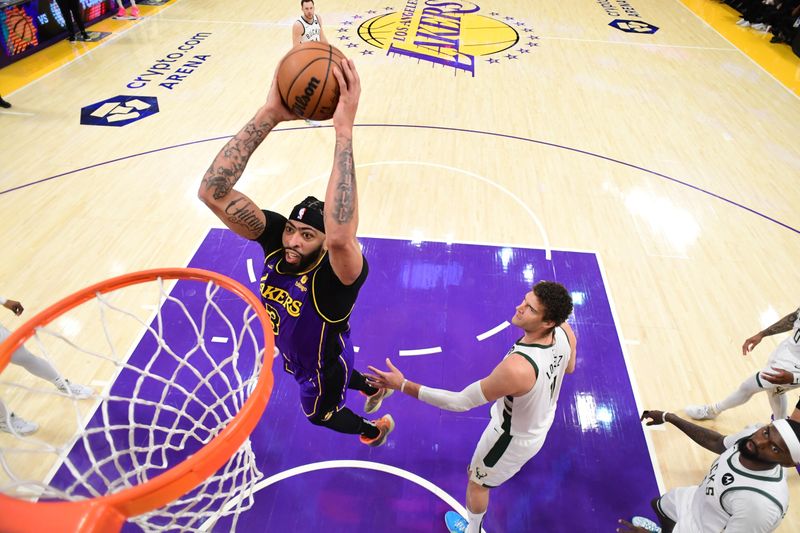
[359,414,395,447]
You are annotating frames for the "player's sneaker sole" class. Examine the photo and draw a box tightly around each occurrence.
[445,511,468,533]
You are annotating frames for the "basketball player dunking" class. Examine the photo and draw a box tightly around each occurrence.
[293,0,328,46]
[198,59,395,447]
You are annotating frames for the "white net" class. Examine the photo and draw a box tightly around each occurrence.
[0,273,270,532]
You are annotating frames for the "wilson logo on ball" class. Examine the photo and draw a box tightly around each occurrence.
[276,42,345,121]
[291,76,321,116]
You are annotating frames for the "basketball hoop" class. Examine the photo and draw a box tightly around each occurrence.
[0,268,274,532]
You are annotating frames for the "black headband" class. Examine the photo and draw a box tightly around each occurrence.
[289,197,325,233]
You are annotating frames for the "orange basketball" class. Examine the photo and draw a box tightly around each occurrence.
[277,42,346,121]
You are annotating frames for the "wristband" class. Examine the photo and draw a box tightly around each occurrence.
[400,379,408,393]
[662,412,671,424]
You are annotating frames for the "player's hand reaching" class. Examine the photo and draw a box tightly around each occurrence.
[640,410,669,426]
[366,358,404,390]
[331,58,360,133]
[263,67,300,124]
[2,299,23,316]
[761,367,795,385]
[742,333,763,355]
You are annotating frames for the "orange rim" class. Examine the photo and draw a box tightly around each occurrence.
[0,268,274,533]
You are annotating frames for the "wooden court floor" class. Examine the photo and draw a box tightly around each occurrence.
[1,0,799,530]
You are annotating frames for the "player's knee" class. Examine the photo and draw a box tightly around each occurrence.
[306,409,335,427]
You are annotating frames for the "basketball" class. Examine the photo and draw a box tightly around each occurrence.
[277,42,346,121]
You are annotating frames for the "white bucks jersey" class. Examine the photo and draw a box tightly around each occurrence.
[689,445,788,531]
[489,326,571,440]
[298,15,321,42]
[782,306,800,357]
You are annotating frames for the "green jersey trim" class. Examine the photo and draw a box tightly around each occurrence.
[719,486,785,517]
[726,452,783,482]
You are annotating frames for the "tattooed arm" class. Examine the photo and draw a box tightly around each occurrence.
[324,58,363,285]
[198,71,297,240]
[641,410,726,454]
[742,308,799,355]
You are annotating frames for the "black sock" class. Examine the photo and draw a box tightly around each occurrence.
[348,369,378,396]
[314,407,379,438]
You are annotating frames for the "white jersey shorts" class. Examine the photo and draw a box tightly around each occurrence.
[656,486,696,530]
[468,422,545,487]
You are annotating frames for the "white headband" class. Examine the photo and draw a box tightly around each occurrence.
[773,419,800,464]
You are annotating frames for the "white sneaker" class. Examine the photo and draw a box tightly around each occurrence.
[685,404,717,420]
[0,413,39,436]
[54,377,93,399]
[736,19,750,27]
[751,23,769,32]
[363,387,394,414]
[632,516,662,532]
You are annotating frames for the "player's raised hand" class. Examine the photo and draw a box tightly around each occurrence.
[263,67,299,124]
[742,333,763,355]
[640,410,669,426]
[2,299,23,316]
[331,58,360,132]
[366,358,404,390]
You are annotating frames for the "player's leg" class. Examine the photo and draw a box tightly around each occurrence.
[685,373,762,420]
[768,389,789,420]
[299,362,394,446]
[653,486,694,533]
[349,369,393,414]
[650,496,676,532]
[55,0,77,40]
[464,481,489,533]
[68,0,89,38]
[2,325,92,398]
[0,397,38,435]
[455,425,541,533]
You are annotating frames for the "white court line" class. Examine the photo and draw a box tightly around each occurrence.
[246,258,256,283]
[0,110,36,116]
[211,336,228,343]
[399,347,442,357]
[272,160,552,260]
[594,253,666,494]
[158,18,291,27]
[476,321,510,341]
[198,460,487,533]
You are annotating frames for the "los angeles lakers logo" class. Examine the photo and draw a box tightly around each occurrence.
[336,3,541,76]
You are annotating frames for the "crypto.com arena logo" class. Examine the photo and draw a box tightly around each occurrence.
[80,95,160,127]
[335,2,541,77]
[609,19,659,34]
